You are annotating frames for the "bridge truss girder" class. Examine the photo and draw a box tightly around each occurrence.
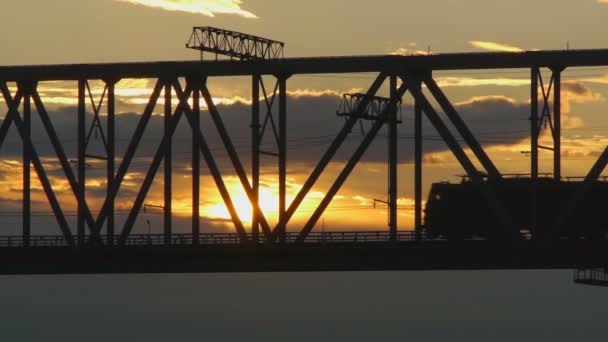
[1,52,605,246]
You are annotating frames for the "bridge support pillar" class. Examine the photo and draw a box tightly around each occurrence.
[77,79,86,247]
[164,81,172,246]
[552,67,562,181]
[414,81,423,242]
[531,66,539,238]
[107,80,116,246]
[252,75,261,243]
[389,75,398,242]
[278,75,287,244]
[191,78,201,245]
[22,84,31,247]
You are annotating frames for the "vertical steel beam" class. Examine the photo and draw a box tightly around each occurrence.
[107,80,115,246]
[252,75,261,242]
[78,79,86,246]
[164,82,172,245]
[30,89,99,239]
[94,81,163,233]
[174,80,249,241]
[388,75,398,242]
[297,83,409,242]
[405,76,517,238]
[118,84,192,245]
[414,81,423,242]
[22,83,31,247]
[269,73,387,241]
[278,75,287,243]
[1,86,75,246]
[530,66,539,237]
[200,85,272,238]
[553,68,562,181]
[191,80,201,245]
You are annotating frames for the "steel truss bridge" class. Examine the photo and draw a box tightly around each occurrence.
[2,49,608,274]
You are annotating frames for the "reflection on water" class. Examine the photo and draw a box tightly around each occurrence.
[0,271,606,341]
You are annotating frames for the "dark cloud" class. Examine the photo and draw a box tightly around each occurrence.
[0,93,531,169]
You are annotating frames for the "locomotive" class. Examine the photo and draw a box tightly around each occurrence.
[424,176,608,241]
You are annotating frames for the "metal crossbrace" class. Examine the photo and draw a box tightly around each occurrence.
[199,82,273,239]
[423,76,502,180]
[84,81,109,153]
[118,78,249,244]
[537,71,555,135]
[0,82,76,246]
[268,73,388,242]
[186,27,284,61]
[0,86,22,151]
[183,80,249,242]
[296,76,406,242]
[403,74,519,240]
[30,87,99,237]
[94,80,163,235]
[259,77,281,150]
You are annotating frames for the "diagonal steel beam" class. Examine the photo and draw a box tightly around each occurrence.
[200,83,273,239]
[0,85,75,246]
[175,80,249,241]
[271,73,387,242]
[296,79,406,243]
[404,75,518,239]
[30,87,99,241]
[118,80,191,244]
[424,77,502,179]
[94,80,163,233]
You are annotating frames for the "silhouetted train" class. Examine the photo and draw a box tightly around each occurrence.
[424,176,608,241]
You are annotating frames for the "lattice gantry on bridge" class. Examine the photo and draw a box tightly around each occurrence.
[186,26,285,61]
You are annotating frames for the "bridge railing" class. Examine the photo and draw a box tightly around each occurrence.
[574,268,608,287]
[0,231,425,248]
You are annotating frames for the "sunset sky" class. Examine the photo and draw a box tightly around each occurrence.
[3,0,608,236]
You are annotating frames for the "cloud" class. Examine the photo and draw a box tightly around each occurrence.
[391,47,430,56]
[469,40,524,53]
[436,77,530,87]
[562,80,604,113]
[114,0,257,18]
[0,92,536,164]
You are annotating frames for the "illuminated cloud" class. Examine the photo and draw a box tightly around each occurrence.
[437,77,529,87]
[114,0,257,18]
[455,95,517,107]
[391,47,430,56]
[469,40,524,53]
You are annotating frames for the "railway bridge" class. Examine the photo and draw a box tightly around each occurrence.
[2,34,608,275]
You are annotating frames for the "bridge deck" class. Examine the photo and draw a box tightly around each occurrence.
[1,49,608,81]
[0,238,606,275]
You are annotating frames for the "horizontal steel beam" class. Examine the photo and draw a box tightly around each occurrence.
[1,49,607,81]
[0,241,607,274]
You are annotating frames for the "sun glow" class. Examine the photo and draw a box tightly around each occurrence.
[203,187,283,223]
